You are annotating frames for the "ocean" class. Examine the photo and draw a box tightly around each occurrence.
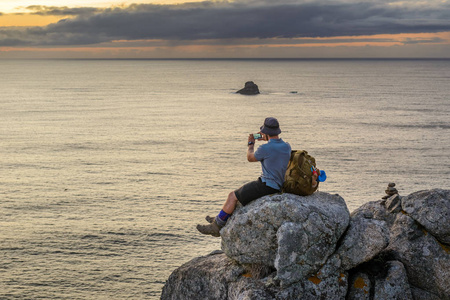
[0,59,449,299]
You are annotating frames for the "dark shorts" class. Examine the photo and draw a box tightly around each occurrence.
[234,178,280,206]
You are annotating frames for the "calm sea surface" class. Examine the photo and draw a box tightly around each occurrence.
[0,59,449,299]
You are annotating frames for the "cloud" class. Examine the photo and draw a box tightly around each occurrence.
[401,37,445,44]
[1,0,450,47]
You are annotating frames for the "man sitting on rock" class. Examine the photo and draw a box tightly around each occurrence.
[197,117,291,237]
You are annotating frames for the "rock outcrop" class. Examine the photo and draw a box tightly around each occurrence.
[221,192,349,287]
[385,212,450,299]
[161,188,450,300]
[335,208,389,271]
[236,81,260,95]
[401,189,450,244]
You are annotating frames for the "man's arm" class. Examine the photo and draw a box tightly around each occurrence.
[247,144,258,162]
[247,134,259,162]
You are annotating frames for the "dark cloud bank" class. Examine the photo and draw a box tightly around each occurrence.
[1,0,450,47]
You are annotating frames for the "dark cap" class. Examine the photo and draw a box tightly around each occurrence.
[260,117,281,136]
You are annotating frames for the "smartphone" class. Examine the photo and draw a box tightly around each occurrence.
[253,133,262,139]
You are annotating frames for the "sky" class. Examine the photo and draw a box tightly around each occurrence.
[1,0,450,59]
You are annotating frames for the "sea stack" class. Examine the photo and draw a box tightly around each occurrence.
[237,81,260,95]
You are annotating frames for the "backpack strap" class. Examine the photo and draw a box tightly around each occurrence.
[292,150,307,178]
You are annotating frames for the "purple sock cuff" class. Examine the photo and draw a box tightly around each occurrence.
[218,210,231,222]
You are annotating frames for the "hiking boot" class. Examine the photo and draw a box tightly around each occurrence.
[197,219,221,237]
[205,215,214,223]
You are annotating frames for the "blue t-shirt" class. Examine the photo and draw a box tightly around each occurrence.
[254,139,291,190]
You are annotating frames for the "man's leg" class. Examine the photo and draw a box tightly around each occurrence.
[197,179,278,237]
[222,191,238,215]
[206,191,238,223]
[197,191,238,237]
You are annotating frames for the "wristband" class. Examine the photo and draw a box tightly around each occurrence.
[248,141,254,146]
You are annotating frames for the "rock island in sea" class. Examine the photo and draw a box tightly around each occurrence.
[236,81,260,95]
[161,188,450,300]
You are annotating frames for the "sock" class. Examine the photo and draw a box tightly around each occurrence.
[215,210,231,227]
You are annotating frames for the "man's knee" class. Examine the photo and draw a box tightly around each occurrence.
[222,191,239,215]
[227,191,238,203]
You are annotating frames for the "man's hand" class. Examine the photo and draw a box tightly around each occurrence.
[261,132,268,141]
[248,134,256,144]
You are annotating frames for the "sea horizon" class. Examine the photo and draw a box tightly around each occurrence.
[2,57,450,61]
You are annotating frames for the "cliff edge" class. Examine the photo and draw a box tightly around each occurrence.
[161,189,450,300]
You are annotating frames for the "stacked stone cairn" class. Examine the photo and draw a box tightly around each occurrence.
[383,182,398,199]
[162,187,450,300]
[382,182,402,214]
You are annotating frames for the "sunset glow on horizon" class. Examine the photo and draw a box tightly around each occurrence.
[1,0,450,58]
[0,0,204,13]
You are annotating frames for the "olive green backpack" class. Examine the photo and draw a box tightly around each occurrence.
[282,150,319,196]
